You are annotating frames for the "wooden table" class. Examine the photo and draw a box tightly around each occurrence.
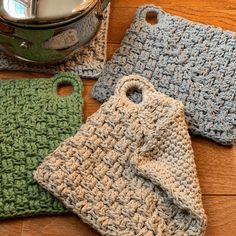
[0,0,236,235]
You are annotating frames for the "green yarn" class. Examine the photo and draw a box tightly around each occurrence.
[0,72,83,219]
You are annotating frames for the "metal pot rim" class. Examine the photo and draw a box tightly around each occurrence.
[0,0,98,29]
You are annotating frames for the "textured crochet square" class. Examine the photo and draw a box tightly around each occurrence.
[0,4,111,79]
[34,75,207,236]
[92,4,236,145]
[0,73,83,219]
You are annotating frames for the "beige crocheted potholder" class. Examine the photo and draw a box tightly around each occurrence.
[34,75,207,236]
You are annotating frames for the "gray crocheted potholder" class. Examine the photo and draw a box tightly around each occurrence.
[0,4,110,79]
[92,5,236,145]
[34,75,207,236]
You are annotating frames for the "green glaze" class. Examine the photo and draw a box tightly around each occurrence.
[0,73,83,218]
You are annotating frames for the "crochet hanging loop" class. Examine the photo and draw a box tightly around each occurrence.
[137,4,166,26]
[115,74,157,105]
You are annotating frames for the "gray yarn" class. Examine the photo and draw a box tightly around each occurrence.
[92,5,236,145]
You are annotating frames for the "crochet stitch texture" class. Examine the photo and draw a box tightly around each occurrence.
[92,5,236,145]
[0,73,83,218]
[35,75,207,236]
[0,4,111,79]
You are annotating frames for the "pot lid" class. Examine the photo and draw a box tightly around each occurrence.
[0,0,97,27]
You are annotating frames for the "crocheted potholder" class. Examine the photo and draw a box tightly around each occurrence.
[92,5,236,145]
[0,4,111,79]
[34,75,207,236]
[0,73,83,219]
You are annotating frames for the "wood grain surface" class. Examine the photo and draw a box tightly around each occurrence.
[0,0,236,235]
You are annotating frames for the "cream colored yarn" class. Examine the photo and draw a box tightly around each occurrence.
[34,75,207,236]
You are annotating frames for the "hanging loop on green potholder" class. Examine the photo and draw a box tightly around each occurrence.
[51,73,83,97]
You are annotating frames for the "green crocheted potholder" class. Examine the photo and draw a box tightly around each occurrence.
[0,73,83,219]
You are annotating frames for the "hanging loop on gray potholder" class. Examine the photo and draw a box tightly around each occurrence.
[92,4,236,145]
